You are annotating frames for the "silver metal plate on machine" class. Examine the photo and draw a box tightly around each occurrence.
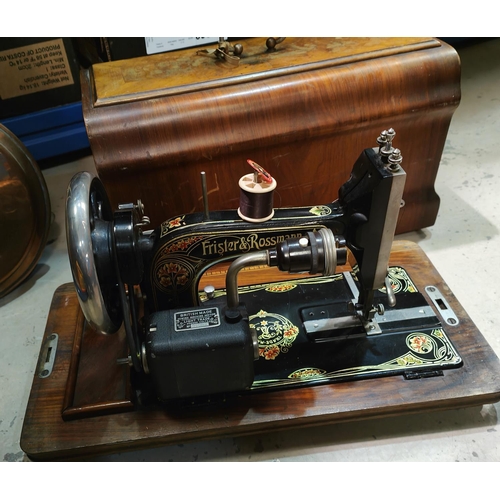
[425,286,459,326]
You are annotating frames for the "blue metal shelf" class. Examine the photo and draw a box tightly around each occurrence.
[0,102,89,161]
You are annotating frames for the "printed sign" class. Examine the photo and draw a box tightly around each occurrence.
[0,39,74,100]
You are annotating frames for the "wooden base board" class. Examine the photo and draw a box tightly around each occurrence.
[20,241,500,460]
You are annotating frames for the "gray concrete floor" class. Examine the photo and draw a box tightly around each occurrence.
[1,38,499,462]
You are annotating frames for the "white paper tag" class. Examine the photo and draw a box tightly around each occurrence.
[145,37,222,55]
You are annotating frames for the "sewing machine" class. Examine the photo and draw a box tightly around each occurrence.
[21,128,500,461]
[63,129,461,404]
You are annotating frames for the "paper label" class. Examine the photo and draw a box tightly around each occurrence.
[0,38,74,100]
[145,37,221,55]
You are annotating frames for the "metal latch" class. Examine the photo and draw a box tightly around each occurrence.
[38,333,58,378]
[425,286,459,326]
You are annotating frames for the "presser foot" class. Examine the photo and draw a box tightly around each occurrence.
[361,316,383,335]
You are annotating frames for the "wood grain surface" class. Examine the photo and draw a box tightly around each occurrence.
[91,38,439,105]
[20,241,500,460]
[81,37,461,234]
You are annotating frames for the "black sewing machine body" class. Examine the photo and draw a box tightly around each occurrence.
[143,204,341,309]
[65,134,462,405]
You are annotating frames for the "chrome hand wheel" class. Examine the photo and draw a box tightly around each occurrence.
[66,172,122,334]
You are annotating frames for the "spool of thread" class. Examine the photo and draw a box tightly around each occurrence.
[237,161,277,223]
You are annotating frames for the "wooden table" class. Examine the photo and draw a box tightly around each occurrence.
[20,241,500,460]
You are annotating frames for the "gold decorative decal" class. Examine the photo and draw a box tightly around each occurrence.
[160,215,186,237]
[252,328,462,390]
[309,206,332,216]
[199,233,304,257]
[154,257,195,293]
[265,283,297,293]
[381,267,418,295]
[199,275,344,301]
[406,333,434,354]
[160,231,305,258]
[249,310,299,360]
[288,368,327,379]
[332,328,461,374]
[160,235,204,255]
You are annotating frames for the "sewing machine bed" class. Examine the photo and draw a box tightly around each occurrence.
[21,241,500,460]
[208,268,462,393]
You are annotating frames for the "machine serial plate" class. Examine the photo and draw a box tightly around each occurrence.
[174,307,221,332]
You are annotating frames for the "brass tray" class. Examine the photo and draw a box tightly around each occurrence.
[0,124,51,298]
